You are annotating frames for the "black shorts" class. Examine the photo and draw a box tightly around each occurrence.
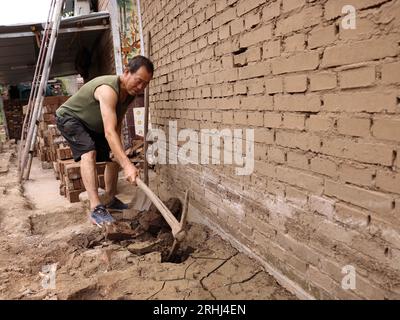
[56,114,111,162]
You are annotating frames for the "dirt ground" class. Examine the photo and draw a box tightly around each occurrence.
[0,141,296,300]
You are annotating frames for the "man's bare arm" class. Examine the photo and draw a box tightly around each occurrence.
[95,85,137,183]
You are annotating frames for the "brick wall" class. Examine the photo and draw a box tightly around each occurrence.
[141,0,400,299]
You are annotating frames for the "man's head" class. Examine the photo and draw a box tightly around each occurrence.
[122,55,154,95]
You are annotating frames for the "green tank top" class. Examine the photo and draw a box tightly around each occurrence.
[56,75,134,133]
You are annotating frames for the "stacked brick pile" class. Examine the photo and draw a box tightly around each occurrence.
[36,96,70,165]
[141,0,400,299]
[2,100,24,140]
[56,160,106,202]
[33,95,107,203]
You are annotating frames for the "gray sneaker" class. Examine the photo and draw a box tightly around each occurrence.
[90,204,115,226]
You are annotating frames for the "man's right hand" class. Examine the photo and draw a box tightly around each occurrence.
[124,163,139,184]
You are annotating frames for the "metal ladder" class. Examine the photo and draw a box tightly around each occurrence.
[18,0,65,182]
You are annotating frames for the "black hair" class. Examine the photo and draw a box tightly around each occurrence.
[127,55,154,75]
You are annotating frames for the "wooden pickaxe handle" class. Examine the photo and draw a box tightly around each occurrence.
[136,177,183,238]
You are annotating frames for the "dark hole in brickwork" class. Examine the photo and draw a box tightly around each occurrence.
[384,247,390,257]
[232,47,247,55]
[335,23,340,35]
[367,215,371,225]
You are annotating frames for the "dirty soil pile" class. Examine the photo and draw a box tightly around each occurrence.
[0,142,296,300]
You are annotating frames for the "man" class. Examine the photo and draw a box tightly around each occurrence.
[55,55,154,226]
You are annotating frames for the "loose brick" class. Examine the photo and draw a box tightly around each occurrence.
[372,119,400,142]
[309,72,337,91]
[337,117,371,137]
[325,180,393,213]
[324,91,397,113]
[339,66,376,89]
[272,52,320,75]
[284,74,308,93]
[321,37,398,68]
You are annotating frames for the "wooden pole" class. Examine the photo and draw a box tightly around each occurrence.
[136,177,183,238]
[143,31,151,185]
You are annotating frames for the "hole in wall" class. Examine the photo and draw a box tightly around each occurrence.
[384,247,390,257]
[367,215,371,225]
[335,23,340,35]
[232,47,247,55]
